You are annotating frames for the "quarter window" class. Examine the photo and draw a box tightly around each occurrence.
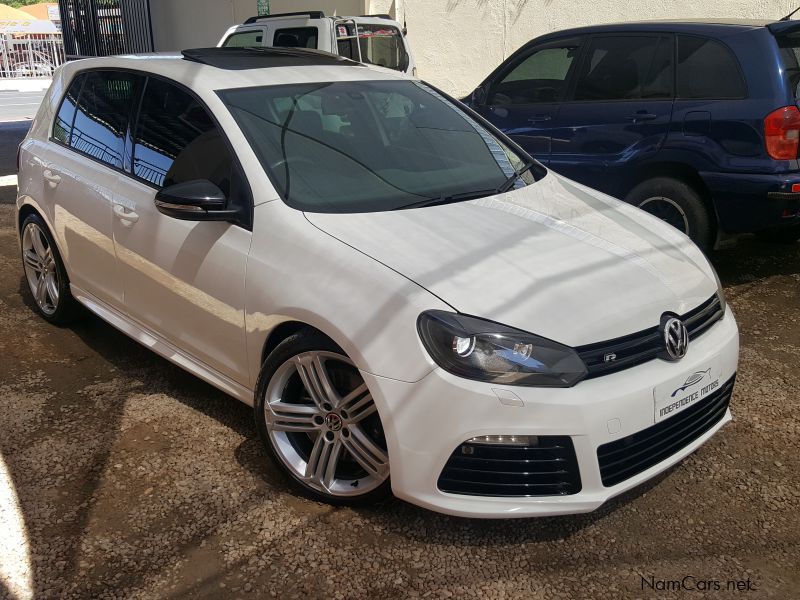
[222,30,264,47]
[490,44,580,105]
[273,27,318,49]
[70,70,139,169]
[53,73,85,144]
[573,36,673,101]
[677,36,746,99]
[132,77,233,193]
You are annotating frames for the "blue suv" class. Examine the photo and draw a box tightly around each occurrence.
[465,19,800,249]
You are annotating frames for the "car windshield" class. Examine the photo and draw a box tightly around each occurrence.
[219,80,537,213]
[357,24,407,71]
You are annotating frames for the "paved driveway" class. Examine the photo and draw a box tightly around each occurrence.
[0,199,798,599]
[0,90,46,123]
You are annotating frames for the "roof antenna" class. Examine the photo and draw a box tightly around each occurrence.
[780,5,800,20]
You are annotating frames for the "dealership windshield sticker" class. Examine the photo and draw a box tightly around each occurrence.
[654,364,720,423]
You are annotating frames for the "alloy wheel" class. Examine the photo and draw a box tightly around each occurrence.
[21,222,59,316]
[264,350,389,496]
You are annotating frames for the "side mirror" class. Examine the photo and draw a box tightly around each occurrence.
[471,86,487,106]
[154,179,237,221]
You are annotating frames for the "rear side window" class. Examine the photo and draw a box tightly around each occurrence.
[53,74,85,144]
[222,30,264,47]
[490,43,580,105]
[777,32,800,97]
[70,70,139,169]
[132,77,233,192]
[574,35,673,101]
[273,27,318,49]
[677,36,746,99]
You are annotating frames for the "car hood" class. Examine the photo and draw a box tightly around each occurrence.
[304,173,718,347]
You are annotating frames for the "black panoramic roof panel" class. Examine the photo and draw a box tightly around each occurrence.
[181,47,363,70]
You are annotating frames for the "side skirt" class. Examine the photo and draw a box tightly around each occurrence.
[71,285,255,406]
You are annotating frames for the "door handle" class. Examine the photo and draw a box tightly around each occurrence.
[627,112,658,122]
[527,114,553,123]
[113,204,139,224]
[43,169,61,186]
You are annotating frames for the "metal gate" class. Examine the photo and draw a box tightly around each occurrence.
[58,0,153,59]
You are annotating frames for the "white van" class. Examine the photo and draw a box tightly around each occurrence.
[217,11,416,75]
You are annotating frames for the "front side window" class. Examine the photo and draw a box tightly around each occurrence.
[53,73,85,144]
[357,24,407,71]
[490,44,580,105]
[573,35,673,101]
[273,27,318,49]
[132,77,233,192]
[70,70,139,169]
[222,30,264,48]
[220,80,535,213]
[677,35,746,99]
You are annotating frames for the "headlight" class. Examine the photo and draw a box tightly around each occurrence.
[417,311,587,387]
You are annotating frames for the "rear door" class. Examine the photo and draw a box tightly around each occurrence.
[550,34,674,196]
[42,69,142,307]
[473,38,583,164]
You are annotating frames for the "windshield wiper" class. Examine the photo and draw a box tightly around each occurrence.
[497,160,536,194]
[395,188,499,210]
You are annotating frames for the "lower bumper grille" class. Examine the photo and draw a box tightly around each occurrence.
[597,375,735,487]
[437,436,582,497]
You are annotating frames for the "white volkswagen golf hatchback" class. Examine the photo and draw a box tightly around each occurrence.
[16,48,739,518]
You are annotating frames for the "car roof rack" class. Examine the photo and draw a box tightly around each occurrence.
[359,14,393,19]
[243,11,325,24]
[181,47,362,70]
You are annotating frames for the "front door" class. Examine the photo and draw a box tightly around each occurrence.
[549,34,675,197]
[473,38,583,164]
[112,76,251,385]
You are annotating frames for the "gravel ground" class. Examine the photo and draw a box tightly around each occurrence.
[0,202,798,599]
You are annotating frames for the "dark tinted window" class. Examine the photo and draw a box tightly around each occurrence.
[778,31,800,97]
[677,36,746,99]
[133,77,233,193]
[53,73,84,144]
[273,27,318,48]
[336,23,359,60]
[221,80,534,213]
[490,44,580,105]
[574,36,673,101]
[70,71,138,169]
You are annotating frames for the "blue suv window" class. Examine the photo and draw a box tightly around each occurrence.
[574,35,673,101]
[489,43,581,105]
[677,36,746,99]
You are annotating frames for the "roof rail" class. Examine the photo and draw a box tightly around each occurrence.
[243,11,325,24]
[359,14,393,19]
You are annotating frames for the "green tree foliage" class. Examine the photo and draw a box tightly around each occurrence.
[1,0,48,9]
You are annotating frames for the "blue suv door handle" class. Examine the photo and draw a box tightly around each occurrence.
[527,114,553,123]
[627,112,658,123]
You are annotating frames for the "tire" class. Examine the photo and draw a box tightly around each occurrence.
[19,213,80,325]
[253,329,391,506]
[625,177,714,251]
[754,225,800,244]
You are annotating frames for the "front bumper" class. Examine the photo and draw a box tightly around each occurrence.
[364,310,739,518]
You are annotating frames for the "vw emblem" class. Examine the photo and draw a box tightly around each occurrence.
[324,413,343,432]
[661,316,689,361]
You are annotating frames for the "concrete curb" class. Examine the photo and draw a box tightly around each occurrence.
[0,78,52,93]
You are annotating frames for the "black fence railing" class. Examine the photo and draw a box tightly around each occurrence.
[58,0,153,59]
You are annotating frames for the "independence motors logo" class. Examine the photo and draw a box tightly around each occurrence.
[659,369,720,420]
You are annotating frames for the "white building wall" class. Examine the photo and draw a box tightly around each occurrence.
[368,0,800,96]
[150,0,256,51]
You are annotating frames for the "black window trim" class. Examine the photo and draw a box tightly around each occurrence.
[674,33,749,101]
[49,66,254,230]
[483,36,586,107]
[563,32,677,104]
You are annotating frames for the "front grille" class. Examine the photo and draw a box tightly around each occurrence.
[437,436,582,497]
[597,375,735,487]
[577,294,724,379]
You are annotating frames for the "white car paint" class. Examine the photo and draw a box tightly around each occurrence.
[16,54,738,518]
